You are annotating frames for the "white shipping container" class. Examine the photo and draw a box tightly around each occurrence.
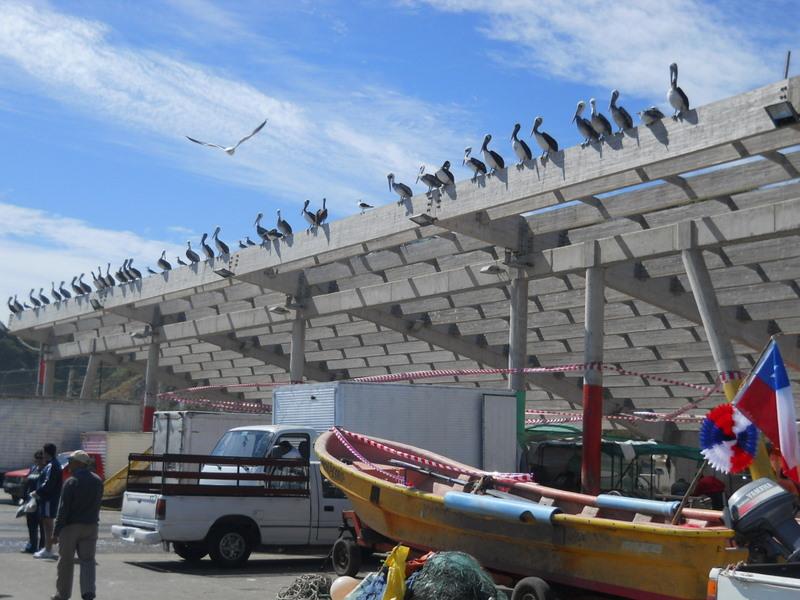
[152,411,272,457]
[272,382,520,472]
[81,431,152,478]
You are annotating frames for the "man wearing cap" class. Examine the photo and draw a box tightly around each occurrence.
[50,450,103,600]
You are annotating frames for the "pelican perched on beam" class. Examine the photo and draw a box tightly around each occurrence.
[316,198,328,227]
[105,264,115,287]
[157,251,172,271]
[302,200,318,231]
[416,165,443,196]
[638,106,665,126]
[511,123,532,166]
[185,242,201,263]
[435,160,455,188]
[78,274,92,295]
[277,210,292,237]
[212,226,229,257]
[51,282,62,303]
[255,213,271,244]
[609,90,633,134]
[127,259,142,280]
[463,147,487,182]
[387,173,413,204]
[29,289,41,308]
[589,98,613,141]
[572,101,599,147]
[199,233,214,260]
[667,62,690,120]
[71,276,83,296]
[530,116,558,162]
[480,134,504,175]
[59,281,71,299]
[8,296,21,314]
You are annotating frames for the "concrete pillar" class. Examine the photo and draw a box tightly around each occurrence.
[581,266,605,495]
[41,358,55,397]
[142,340,160,432]
[682,248,773,480]
[66,367,77,398]
[80,354,100,399]
[507,270,529,393]
[289,313,306,383]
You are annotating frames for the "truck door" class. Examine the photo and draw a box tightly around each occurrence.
[260,433,312,545]
[311,466,351,544]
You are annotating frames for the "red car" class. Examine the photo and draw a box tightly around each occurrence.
[3,451,104,504]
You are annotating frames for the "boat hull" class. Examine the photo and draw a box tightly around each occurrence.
[320,446,745,600]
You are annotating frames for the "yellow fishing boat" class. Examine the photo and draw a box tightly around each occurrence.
[316,428,746,600]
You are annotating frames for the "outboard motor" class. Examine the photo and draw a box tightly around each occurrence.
[724,478,800,562]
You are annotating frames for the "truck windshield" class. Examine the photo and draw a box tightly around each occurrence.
[210,430,272,458]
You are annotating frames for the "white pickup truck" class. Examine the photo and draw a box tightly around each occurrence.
[111,425,350,567]
[708,563,800,598]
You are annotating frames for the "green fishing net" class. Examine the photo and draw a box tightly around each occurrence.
[406,552,507,600]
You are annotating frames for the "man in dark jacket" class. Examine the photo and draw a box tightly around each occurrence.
[51,450,103,600]
[22,450,45,553]
[33,442,63,559]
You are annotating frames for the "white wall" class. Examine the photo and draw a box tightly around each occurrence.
[0,396,139,472]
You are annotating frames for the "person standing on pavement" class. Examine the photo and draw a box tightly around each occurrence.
[51,450,103,600]
[22,450,46,553]
[34,442,63,559]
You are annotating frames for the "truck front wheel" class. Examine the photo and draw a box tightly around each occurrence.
[208,526,252,568]
[173,542,207,563]
[332,533,362,577]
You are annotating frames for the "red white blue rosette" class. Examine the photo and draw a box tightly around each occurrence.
[699,404,758,474]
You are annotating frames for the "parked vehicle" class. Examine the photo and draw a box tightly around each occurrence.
[152,410,271,457]
[3,451,105,503]
[111,425,350,567]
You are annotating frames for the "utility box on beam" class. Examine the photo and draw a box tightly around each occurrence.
[272,381,520,473]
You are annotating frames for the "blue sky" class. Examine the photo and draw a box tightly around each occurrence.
[1,0,798,313]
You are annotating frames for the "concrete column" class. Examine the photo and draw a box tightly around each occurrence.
[289,313,306,383]
[581,266,605,495]
[142,340,160,432]
[682,248,773,480]
[507,269,529,393]
[66,367,77,398]
[80,354,100,399]
[41,358,55,397]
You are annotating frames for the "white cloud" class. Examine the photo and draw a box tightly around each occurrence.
[0,202,182,318]
[416,0,789,106]
[0,1,468,214]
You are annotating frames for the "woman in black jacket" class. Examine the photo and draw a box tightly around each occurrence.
[22,450,45,553]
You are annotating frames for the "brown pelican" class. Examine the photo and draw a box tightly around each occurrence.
[127,259,142,279]
[71,276,83,296]
[78,274,92,295]
[302,200,318,230]
[157,251,172,271]
[8,296,21,314]
[50,282,62,303]
[435,160,455,187]
[589,98,613,141]
[463,147,487,181]
[416,165,443,195]
[186,119,267,155]
[29,289,41,308]
[480,134,504,175]
[638,106,665,126]
[387,173,413,204]
[59,281,71,299]
[38,288,50,305]
[511,124,532,165]
[530,116,559,162]
[572,101,600,147]
[315,198,328,227]
[277,209,292,237]
[609,90,633,133]
[255,213,271,243]
[200,233,214,260]
[667,63,690,119]
[91,271,105,290]
[212,226,229,257]
[104,264,115,287]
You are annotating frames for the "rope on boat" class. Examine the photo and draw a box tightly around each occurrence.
[337,428,535,484]
[332,426,408,485]
[275,574,332,600]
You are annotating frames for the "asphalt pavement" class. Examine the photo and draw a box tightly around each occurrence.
[0,492,343,599]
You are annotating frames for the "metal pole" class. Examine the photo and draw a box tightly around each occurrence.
[581,265,605,495]
[681,248,773,480]
[507,269,529,393]
[80,354,99,399]
[785,50,792,79]
[289,312,306,384]
[142,340,159,432]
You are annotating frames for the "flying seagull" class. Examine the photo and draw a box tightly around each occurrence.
[186,119,268,156]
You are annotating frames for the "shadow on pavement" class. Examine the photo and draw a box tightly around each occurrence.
[127,556,329,577]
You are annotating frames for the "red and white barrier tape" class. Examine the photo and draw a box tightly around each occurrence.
[337,427,534,483]
[332,427,407,485]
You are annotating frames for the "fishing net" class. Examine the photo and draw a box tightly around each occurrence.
[276,573,333,600]
[405,551,507,600]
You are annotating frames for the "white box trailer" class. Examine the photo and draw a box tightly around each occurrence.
[152,410,272,457]
[272,382,520,473]
[81,431,152,478]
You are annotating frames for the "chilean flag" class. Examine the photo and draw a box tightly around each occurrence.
[734,340,800,483]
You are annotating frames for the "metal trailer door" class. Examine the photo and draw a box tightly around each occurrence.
[482,394,518,472]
